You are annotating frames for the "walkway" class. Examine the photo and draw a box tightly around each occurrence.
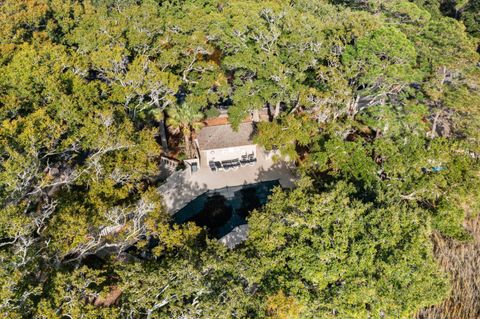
[158,146,297,215]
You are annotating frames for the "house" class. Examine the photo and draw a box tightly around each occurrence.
[159,117,296,249]
[193,122,258,171]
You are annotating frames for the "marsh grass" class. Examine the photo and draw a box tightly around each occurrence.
[418,216,480,319]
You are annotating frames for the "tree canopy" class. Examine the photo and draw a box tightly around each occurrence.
[0,0,479,318]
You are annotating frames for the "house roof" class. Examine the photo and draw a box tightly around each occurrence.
[219,224,248,249]
[196,122,255,150]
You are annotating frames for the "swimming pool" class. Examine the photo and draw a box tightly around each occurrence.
[173,180,280,238]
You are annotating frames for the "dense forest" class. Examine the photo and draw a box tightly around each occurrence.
[0,0,479,318]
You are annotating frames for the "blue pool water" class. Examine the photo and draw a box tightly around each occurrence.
[174,180,280,238]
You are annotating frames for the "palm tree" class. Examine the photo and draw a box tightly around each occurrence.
[166,104,204,157]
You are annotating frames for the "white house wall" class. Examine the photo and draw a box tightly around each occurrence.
[202,145,257,163]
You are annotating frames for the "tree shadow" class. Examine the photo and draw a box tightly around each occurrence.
[253,159,297,189]
[189,194,233,230]
[236,187,261,218]
[158,169,208,215]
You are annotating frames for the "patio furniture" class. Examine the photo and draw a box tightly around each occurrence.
[243,153,256,166]
[209,161,216,172]
[231,159,240,170]
[222,160,232,170]
[240,155,248,166]
[221,159,241,171]
[239,154,255,166]
[215,161,223,171]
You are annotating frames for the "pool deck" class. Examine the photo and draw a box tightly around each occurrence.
[158,146,297,215]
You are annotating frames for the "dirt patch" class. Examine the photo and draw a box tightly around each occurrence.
[94,286,122,307]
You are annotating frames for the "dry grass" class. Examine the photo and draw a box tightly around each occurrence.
[417,216,480,319]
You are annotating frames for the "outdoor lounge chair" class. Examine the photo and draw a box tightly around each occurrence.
[209,161,217,171]
[240,155,248,166]
[246,154,256,166]
[231,159,240,170]
[221,161,231,171]
[215,161,223,171]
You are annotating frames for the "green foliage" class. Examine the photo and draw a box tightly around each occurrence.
[266,291,304,319]
[247,178,449,318]
[0,0,49,44]
[255,115,318,161]
[37,266,119,318]
[205,107,221,119]
[343,26,419,92]
[167,103,204,156]
[461,1,480,38]
[0,0,478,318]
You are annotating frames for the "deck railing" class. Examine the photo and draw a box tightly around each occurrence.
[160,156,180,169]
